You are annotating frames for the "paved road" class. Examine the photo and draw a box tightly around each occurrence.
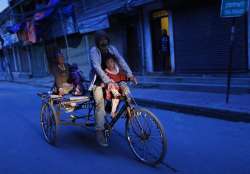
[0,82,249,174]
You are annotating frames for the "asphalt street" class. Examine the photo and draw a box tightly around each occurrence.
[0,82,249,174]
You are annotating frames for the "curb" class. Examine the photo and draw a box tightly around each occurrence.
[135,98,250,123]
[2,80,250,123]
[134,83,250,94]
[0,80,52,89]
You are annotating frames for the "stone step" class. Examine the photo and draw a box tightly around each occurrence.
[137,75,250,86]
[134,81,250,94]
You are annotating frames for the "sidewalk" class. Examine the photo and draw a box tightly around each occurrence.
[4,76,54,88]
[136,75,250,94]
[2,76,250,122]
[131,88,250,122]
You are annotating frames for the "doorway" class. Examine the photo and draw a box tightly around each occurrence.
[151,10,170,72]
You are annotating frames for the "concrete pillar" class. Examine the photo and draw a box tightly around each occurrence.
[27,46,32,75]
[248,5,250,70]
[83,35,91,79]
[168,11,176,73]
[138,9,146,74]
[42,44,49,74]
[143,8,153,73]
[12,47,17,72]
[16,47,22,72]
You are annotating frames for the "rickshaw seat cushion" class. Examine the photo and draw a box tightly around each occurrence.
[69,96,90,102]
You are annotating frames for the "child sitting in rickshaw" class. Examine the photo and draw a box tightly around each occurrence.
[52,53,86,112]
[102,55,131,118]
[68,63,86,96]
[52,53,85,96]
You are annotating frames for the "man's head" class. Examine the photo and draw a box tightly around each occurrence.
[94,30,110,52]
[57,53,65,65]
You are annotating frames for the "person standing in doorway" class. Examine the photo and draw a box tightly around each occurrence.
[160,29,170,71]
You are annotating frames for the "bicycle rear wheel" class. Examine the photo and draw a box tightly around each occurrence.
[40,102,57,145]
[125,107,167,165]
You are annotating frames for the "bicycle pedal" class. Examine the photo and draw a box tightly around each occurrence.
[85,121,95,127]
[70,115,77,121]
[104,129,111,138]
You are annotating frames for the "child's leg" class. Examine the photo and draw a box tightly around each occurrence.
[119,82,130,96]
[111,98,120,118]
[110,87,121,98]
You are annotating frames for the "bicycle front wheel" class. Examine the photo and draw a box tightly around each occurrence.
[125,107,167,166]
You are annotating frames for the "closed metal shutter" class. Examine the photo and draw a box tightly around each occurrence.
[172,2,247,73]
[30,44,48,77]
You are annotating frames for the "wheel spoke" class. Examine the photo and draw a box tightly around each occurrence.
[142,113,151,133]
[126,108,167,165]
[147,142,162,158]
[144,141,158,161]
[143,141,147,161]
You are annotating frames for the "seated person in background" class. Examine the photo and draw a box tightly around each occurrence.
[103,55,131,118]
[52,53,73,96]
[68,63,86,96]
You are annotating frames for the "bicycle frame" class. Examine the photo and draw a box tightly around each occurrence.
[104,100,132,131]
[38,92,95,125]
[38,85,167,166]
[38,88,133,130]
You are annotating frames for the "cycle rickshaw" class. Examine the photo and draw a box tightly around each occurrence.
[37,81,167,166]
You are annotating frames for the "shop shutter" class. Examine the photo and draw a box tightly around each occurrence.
[173,2,247,73]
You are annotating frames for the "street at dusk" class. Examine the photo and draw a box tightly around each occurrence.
[1,0,250,173]
[0,82,249,174]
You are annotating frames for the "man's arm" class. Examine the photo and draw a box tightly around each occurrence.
[110,46,133,77]
[90,47,112,84]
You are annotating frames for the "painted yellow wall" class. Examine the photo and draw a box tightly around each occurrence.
[161,17,168,34]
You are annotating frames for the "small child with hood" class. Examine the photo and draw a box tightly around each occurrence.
[69,63,86,96]
[103,55,130,118]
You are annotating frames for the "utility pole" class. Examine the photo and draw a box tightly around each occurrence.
[226,18,236,103]
[58,8,70,63]
[220,0,249,103]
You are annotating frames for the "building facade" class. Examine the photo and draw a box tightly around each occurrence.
[0,0,249,81]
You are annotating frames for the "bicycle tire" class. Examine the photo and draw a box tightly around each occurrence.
[125,107,167,166]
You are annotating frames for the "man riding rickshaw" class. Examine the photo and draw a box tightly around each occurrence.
[39,30,166,166]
